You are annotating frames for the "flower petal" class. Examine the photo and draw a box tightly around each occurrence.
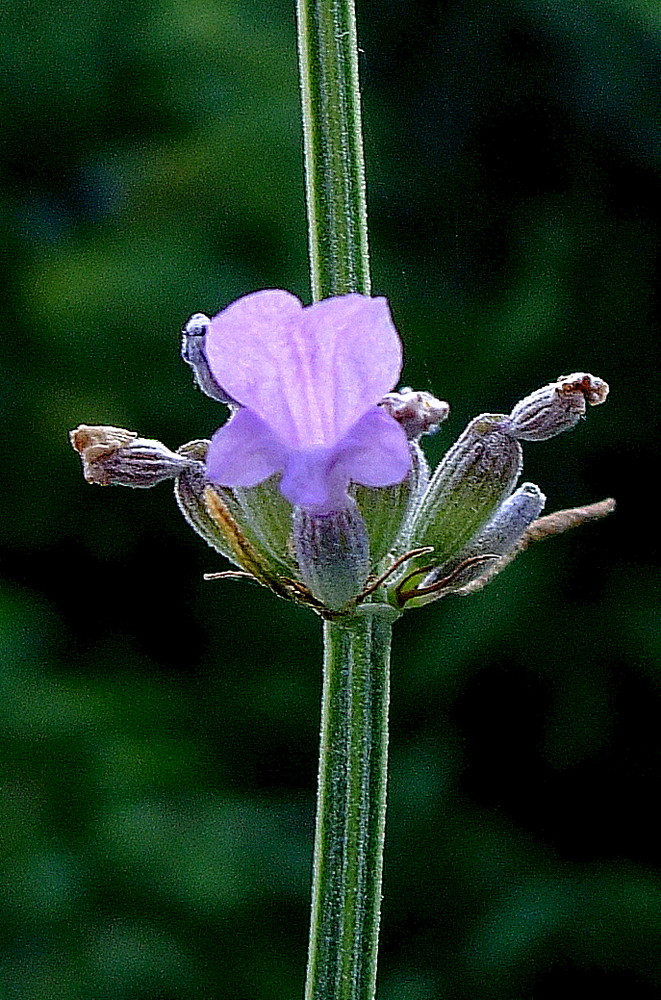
[279,448,349,513]
[298,295,403,443]
[335,407,411,487]
[277,408,411,513]
[206,408,287,487]
[204,290,403,450]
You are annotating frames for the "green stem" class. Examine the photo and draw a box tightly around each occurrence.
[296,2,385,994]
[295,0,371,300]
[305,604,398,1000]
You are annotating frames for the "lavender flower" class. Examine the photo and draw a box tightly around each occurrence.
[203,290,411,514]
[70,302,612,615]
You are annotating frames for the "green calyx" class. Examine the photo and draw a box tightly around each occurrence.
[399,414,523,594]
[353,442,429,569]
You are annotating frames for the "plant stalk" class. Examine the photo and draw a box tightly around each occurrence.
[295,0,371,300]
[296,2,387,995]
[304,604,397,1000]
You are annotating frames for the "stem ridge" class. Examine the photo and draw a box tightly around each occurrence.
[296,0,371,300]
[305,606,396,1000]
[296,1,383,994]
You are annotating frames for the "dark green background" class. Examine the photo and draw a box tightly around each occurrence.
[1,0,658,997]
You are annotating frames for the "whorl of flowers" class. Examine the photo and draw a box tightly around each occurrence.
[71,290,612,616]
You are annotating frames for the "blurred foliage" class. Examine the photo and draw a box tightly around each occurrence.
[1,0,660,996]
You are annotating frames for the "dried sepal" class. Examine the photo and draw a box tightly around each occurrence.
[507,373,609,441]
[174,442,326,611]
[174,450,242,566]
[176,443,291,573]
[203,487,302,604]
[70,424,196,487]
[380,388,450,439]
[232,477,297,571]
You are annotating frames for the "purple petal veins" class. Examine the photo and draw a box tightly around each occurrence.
[204,290,411,512]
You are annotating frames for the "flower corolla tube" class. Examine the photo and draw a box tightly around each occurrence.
[203,290,412,513]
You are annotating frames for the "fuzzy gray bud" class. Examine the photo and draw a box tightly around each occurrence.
[293,503,370,611]
[380,388,450,439]
[470,482,546,556]
[410,482,546,603]
[507,373,609,441]
[181,312,235,404]
[70,425,196,487]
[424,482,546,593]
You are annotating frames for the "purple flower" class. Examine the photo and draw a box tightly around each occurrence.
[204,290,411,513]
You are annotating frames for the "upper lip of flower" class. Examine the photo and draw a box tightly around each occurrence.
[202,290,412,513]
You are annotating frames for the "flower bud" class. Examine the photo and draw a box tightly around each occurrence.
[423,482,546,597]
[507,373,609,441]
[70,425,195,487]
[411,414,523,567]
[469,482,546,557]
[380,388,449,439]
[293,503,370,611]
[454,493,614,598]
[181,313,235,404]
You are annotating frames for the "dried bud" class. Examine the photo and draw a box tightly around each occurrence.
[507,373,609,441]
[380,388,450,439]
[181,312,235,404]
[70,425,196,487]
[293,503,370,611]
[410,414,523,567]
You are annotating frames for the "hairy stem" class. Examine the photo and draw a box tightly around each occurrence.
[296,2,385,995]
[305,605,398,1000]
[296,0,371,300]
